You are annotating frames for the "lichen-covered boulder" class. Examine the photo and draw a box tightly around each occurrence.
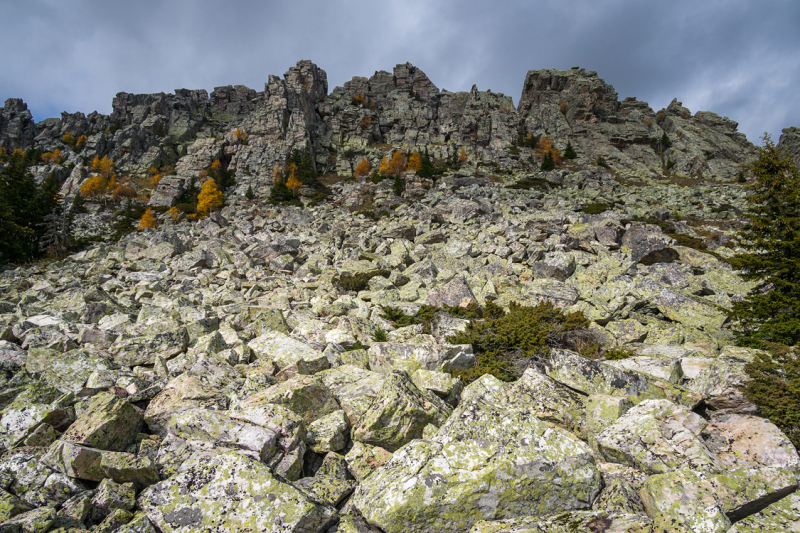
[0,488,33,522]
[604,355,684,384]
[701,413,800,471]
[410,369,463,406]
[111,328,189,367]
[115,511,160,533]
[138,451,337,532]
[585,395,633,452]
[350,377,602,533]
[344,442,393,482]
[591,463,649,516]
[368,339,473,375]
[317,365,385,424]
[596,399,720,475]
[351,371,451,452]
[236,374,339,426]
[143,373,227,436]
[61,391,143,451]
[427,275,477,308]
[306,410,349,453]
[43,440,158,488]
[0,506,56,533]
[728,492,800,532]
[467,511,653,533]
[546,349,699,408]
[640,466,798,532]
[504,369,587,439]
[166,408,279,462]
[91,478,136,522]
[0,380,68,449]
[687,346,760,412]
[25,347,119,395]
[248,330,329,377]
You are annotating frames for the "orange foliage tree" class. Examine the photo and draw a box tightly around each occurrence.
[354,158,371,178]
[535,137,561,165]
[138,208,157,230]
[272,166,283,184]
[285,164,302,196]
[458,148,468,164]
[91,155,114,178]
[75,135,87,151]
[148,166,162,187]
[168,206,182,223]
[42,149,65,164]
[79,175,107,199]
[407,150,422,172]
[381,152,406,176]
[196,178,224,217]
[62,132,75,148]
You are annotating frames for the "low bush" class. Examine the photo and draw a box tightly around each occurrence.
[581,202,609,215]
[334,269,390,292]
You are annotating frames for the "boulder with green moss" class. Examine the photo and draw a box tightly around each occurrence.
[138,451,337,533]
[61,391,142,452]
[350,376,602,533]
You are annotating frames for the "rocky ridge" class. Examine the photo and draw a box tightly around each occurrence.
[0,61,799,532]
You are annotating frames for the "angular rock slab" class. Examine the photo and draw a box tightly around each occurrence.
[248,330,329,377]
[701,413,800,471]
[350,378,602,533]
[640,466,798,532]
[467,511,653,532]
[61,391,143,451]
[728,492,800,532]
[546,349,699,408]
[596,399,720,475]
[351,371,451,452]
[139,451,337,533]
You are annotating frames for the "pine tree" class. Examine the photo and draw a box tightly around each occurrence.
[393,174,404,196]
[729,135,800,346]
[418,149,435,179]
[564,141,577,159]
[245,185,255,200]
[541,151,555,171]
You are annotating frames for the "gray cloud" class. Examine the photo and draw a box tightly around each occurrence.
[1,0,797,143]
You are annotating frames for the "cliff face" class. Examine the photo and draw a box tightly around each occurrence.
[0,60,763,205]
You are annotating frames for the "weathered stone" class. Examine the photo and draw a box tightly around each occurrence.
[350,376,602,533]
[61,391,143,451]
[701,413,800,471]
[467,511,653,533]
[596,399,720,475]
[91,478,135,521]
[248,331,329,377]
[236,374,339,426]
[306,409,349,453]
[143,373,227,436]
[351,371,451,452]
[138,451,337,532]
[585,395,633,452]
[111,328,189,367]
[344,442,393,482]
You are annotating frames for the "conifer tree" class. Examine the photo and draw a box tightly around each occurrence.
[138,208,157,230]
[564,141,577,159]
[197,178,224,217]
[729,135,800,345]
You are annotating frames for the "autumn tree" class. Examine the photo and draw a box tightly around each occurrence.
[62,132,76,148]
[91,155,114,178]
[196,178,224,217]
[458,148,468,164]
[148,166,162,187]
[75,135,87,151]
[138,208,157,230]
[232,127,248,143]
[272,166,283,184]
[286,164,303,196]
[168,206,182,223]
[42,149,65,164]
[379,155,390,175]
[381,152,406,176]
[407,151,422,172]
[354,158,371,178]
[79,175,107,199]
[535,137,561,166]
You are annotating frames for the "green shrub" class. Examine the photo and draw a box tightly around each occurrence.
[245,185,255,200]
[506,177,562,191]
[372,328,388,342]
[737,171,747,183]
[603,348,636,361]
[743,343,800,447]
[447,301,593,384]
[334,269,390,292]
[581,202,609,215]
[597,156,610,169]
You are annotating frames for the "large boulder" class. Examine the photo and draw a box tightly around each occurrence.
[351,371,451,452]
[61,391,143,452]
[138,451,337,532]
[350,375,602,533]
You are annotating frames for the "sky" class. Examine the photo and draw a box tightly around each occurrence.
[1,0,798,144]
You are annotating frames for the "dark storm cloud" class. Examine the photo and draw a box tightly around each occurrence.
[1,0,797,143]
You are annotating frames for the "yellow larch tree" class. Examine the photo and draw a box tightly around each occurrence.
[379,155,390,175]
[407,150,422,172]
[354,158,371,178]
[535,137,561,165]
[285,164,302,196]
[168,206,182,223]
[91,155,114,178]
[196,178,224,217]
[79,175,107,199]
[458,148,468,164]
[62,132,76,148]
[42,149,65,164]
[272,166,283,184]
[388,152,406,176]
[75,135,87,151]
[138,208,157,230]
